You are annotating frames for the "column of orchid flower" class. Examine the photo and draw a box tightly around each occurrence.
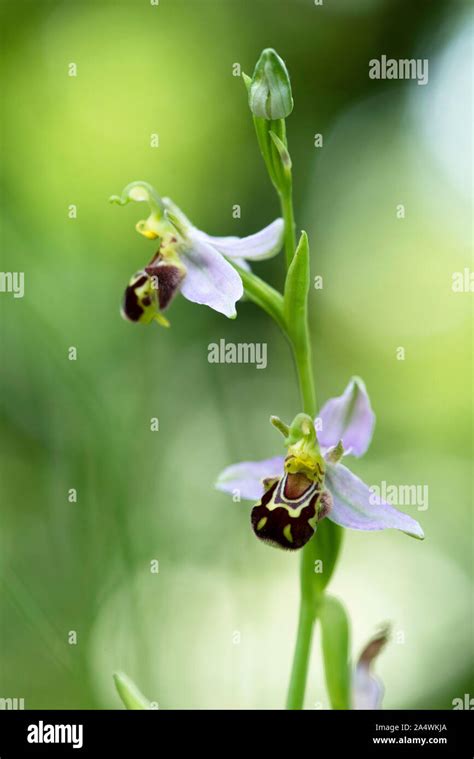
[112,49,423,711]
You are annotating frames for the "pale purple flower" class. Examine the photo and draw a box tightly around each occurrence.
[216,377,424,541]
[111,182,283,325]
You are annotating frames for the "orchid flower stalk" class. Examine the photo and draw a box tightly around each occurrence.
[112,48,424,712]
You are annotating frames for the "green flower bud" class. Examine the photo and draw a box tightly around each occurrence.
[249,48,293,120]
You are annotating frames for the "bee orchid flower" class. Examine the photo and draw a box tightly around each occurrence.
[216,377,424,549]
[110,182,284,326]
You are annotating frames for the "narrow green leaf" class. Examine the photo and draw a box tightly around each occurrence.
[113,672,152,710]
[284,231,310,345]
[254,117,280,190]
[241,72,252,92]
[269,119,290,193]
[319,595,351,710]
[270,130,292,174]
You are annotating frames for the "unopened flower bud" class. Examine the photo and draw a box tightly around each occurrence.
[249,48,293,120]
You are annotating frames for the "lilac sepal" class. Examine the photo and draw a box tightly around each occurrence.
[196,219,283,261]
[325,463,424,539]
[180,239,244,318]
[215,456,284,500]
[352,665,384,710]
[318,377,375,457]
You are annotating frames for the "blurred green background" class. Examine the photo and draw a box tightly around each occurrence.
[0,0,472,709]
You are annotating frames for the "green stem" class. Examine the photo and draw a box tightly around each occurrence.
[293,340,316,418]
[285,341,345,709]
[277,163,317,712]
[246,98,342,711]
[280,187,296,269]
[285,599,314,710]
[285,337,318,710]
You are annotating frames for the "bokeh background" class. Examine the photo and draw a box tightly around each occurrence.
[0,0,472,709]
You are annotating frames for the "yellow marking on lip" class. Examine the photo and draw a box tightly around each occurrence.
[283,524,293,543]
[256,517,267,530]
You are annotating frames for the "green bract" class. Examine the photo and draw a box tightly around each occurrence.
[320,596,351,710]
[113,672,152,710]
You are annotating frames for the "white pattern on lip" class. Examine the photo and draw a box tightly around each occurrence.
[274,476,320,510]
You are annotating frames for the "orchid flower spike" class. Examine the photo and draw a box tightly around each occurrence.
[216,377,424,549]
[352,627,390,710]
[110,182,284,326]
